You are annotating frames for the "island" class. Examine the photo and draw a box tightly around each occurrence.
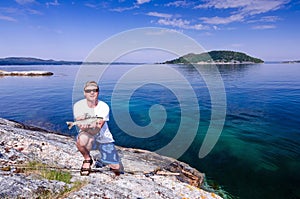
[163,50,264,64]
[0,57,82,65]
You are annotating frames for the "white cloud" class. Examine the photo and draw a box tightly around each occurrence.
[84,3,98,9]
[158,18,187,26]
[147,12,172,18]
[0,15,17,22]
[110,5,138,12]
[0,6,41,22]
[165,0,193,8]
[196,0,289,13]
[196,0,290,25]
[26,9,43,15]
[212,25,219,30]
[85,2,110,9]
[241,0,289,15]
[252,25,276,29]
[145,29,179,36]
[196,0,250,9]
[111,0,150,12]
[0,7,18,14]
[15,0,35,5]
[46,0,60,7]
[200,14,244,24]
[146,9,207,31]
[136,0,151,5]
[247,16,281,23]
[158,18,208,30]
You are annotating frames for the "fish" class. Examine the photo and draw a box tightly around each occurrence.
[66,116,103,129]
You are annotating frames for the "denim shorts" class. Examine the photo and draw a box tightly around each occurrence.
[93,142,120,165]
[76,133,120,165]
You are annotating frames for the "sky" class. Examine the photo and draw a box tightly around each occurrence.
[0,0,299,62]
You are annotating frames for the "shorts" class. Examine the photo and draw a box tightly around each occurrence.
[76,133,120,165]
[93,142,120,165]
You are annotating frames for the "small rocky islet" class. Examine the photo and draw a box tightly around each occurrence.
[0,118,223,199]
[0,70,53,76]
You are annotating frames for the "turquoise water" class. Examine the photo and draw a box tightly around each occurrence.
[0,63,299,199]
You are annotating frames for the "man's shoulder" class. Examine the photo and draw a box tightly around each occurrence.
[96,100,110,112]
[98,100,109,107]
[97,100,109,110]
[74,99,87,108]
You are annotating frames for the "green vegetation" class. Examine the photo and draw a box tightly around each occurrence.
[163,50,264,64]
[25,161,72,183]
[23,161,87,198]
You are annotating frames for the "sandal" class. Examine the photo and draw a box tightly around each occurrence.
[110,168,121,176]
[110,162,124,176]
[80,158,93,176]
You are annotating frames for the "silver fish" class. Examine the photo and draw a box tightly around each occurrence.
[66,116,103,129]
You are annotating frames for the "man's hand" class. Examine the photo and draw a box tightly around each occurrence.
[95,118,105,128]
[76,117,104,135]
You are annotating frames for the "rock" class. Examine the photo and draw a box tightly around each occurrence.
[0,174,70,198]
[0,118,223,199]
[0,71,53,76]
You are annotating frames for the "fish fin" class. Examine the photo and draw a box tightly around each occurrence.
[66,121,74,129]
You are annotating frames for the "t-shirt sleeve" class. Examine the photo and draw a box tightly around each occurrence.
[73,100,86,119]
[95,101,110,121]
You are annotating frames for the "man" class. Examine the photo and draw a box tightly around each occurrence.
[73,81,122,176]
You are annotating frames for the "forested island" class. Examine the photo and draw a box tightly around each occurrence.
[163,50,264,64]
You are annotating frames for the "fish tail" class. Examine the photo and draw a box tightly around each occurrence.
[66,121,74,129]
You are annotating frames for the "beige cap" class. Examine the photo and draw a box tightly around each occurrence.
[84,81,99,90]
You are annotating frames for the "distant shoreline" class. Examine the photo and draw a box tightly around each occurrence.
[0,56,298,66]
[0,57,144,66]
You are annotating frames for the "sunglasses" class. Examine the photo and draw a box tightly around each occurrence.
[84,89,99,93]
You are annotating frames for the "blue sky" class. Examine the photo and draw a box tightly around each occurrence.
[0,0,299,62]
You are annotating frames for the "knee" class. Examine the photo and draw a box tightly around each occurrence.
[76,139,83,148]
[77,132,94,147]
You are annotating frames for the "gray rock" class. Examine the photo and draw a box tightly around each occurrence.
[0,118,222,199]
[0,71,53,76]
[0,174,69,198]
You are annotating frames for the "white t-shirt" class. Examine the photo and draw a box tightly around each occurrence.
[73,99,114,143]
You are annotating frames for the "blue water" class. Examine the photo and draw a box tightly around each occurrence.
[0,63,299,199]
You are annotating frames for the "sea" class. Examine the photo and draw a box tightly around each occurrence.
[0,63,299,199]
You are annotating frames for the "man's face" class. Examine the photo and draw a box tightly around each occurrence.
[84,86,99,102]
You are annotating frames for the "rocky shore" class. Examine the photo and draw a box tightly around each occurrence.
[0,118,222,199]
[0,70,53,76]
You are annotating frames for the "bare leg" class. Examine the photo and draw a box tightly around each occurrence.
[109,164,120,170]
[76,132,94,174]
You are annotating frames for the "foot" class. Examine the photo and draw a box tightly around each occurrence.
[109,162,124,176]
[110,168,121,176]
[80,158,93,176]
